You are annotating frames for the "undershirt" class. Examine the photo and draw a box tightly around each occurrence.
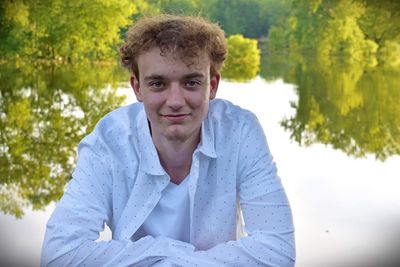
[132,176,191,243]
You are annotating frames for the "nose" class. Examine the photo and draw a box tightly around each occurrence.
[166,83,185,110]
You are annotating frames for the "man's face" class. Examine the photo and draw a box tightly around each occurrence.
[131,47,220,143]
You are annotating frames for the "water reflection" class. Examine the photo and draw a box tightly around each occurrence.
[0,62,127,217]
[1,53,399,218]
[261,53,400,161]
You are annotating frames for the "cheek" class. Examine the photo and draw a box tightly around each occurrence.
[193,99,210,117]
[186,91,209,108]
[143,94,163,109]
[143,101,161,121]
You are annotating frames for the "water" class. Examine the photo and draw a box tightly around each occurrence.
[1,57,399,266]
[219,77,400,266]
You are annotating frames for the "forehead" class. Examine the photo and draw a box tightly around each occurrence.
[137,47,211,77]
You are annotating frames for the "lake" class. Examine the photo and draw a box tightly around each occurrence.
[1,55,399,266]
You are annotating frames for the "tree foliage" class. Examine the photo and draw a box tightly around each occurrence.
[207,0,267,38]
[0,62,127,217]
[0,0,136,60]
[268,0,400,65]
[1,0,398,217]
[222,35,261,82]
[269,54,400,161]
[132,0,292,38]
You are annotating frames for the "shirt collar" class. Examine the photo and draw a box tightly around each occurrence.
[196,114,217,159]
[136,107,166,176]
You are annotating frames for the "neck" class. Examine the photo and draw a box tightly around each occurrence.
[153,131,200,184]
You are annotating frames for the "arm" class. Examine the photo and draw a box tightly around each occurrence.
[161,114,296,267]
[41,134,194,267]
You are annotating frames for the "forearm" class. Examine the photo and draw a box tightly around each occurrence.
[42,211,293,267]
[41,234,195,267]
[165,232,295,267]
[41,184,195,267]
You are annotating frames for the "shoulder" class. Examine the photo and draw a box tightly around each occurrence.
[98,102,144,131]
[80,102,144,148]
[208,98,259,128]
[204,99,264,151]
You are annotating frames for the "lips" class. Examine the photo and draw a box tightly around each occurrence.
[162,113,190,122]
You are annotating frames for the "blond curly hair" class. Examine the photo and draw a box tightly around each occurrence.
[120,14,227,78]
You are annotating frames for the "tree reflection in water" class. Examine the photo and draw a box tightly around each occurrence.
[261,53,400,161]
[1,52,399,218]
[0,62,127,217]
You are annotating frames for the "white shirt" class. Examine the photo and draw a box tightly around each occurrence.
[132,178,191,243]
[41,99,295,267]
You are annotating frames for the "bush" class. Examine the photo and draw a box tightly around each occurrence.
[222,34,261,82]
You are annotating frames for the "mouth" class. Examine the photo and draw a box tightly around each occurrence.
[162,113,190,122]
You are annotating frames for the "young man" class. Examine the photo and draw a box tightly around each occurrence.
[41,15,295,266]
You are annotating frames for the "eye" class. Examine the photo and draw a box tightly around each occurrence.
[185,80,201,88]
[149,81,164,89]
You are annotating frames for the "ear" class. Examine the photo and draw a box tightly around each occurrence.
[209,73,220,100]
[130,75,143,102]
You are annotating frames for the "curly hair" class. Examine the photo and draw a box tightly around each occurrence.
[120,14,227,78]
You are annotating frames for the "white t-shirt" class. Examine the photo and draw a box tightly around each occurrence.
[132,176,191,242]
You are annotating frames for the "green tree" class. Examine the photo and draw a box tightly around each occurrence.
[268,0,400,64]
[359,0,400,66]
[222,34,261,82]
[359,0,400,46]
[132,0,200,17]
[131,0,293,39]
[0,61,127,217]
[0,0,137,60]
[0,1,30,57]
[210,0,270,38]
[288,0,378,59]
[277,54,400,160]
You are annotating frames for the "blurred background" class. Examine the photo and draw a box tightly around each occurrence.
[1,0,399,266]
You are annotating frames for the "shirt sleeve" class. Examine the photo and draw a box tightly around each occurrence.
[40,133,195,267]
[160,114,296,267]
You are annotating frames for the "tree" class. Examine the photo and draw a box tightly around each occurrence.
[222,34,261,82]
[210,0,270,38]
[0,0,137,60]
[288,0,378,58]
[359,0,400,66]
[0,61,127,217]
[278,54,400,160]
[359,0,400,46]
[268,0,400,64]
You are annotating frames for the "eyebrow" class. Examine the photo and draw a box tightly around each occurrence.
[143,72,205,81]
[143,75,164,81]
[183,72,205,79]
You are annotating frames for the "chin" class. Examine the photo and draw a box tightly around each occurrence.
[165,133,189,142]
[164,126,195,142]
